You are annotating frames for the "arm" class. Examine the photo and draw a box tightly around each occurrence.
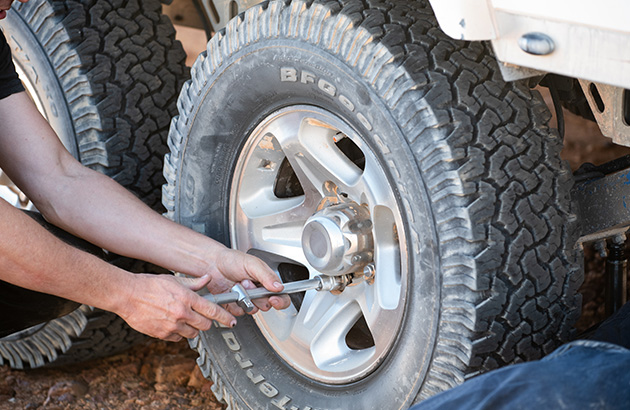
[0,92,259,284]
[0,198,220,341]
[0,92,287,340]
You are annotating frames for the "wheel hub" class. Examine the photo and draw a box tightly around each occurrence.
[302,200,374,276]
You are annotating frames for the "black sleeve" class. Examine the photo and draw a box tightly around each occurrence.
[0,30,25,100]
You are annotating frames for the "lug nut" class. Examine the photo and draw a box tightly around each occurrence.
[363,263,375,285]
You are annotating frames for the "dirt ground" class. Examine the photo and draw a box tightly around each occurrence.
[1,27,629,410]
[0,340,223,410]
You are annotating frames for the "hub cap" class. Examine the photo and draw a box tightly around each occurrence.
[302,195,374,276]
[230,106,407,383]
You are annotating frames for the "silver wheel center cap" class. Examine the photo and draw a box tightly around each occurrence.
[301,202,374,275]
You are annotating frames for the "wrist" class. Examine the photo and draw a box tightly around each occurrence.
[172,233,226,277]
[95,267,137,318]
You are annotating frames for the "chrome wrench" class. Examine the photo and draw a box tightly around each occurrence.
[202,274,348,312]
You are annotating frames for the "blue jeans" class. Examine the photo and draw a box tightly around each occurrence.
[413,303,630,410]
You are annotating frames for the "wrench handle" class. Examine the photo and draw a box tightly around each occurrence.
[245,277,323,300]
[202,277,324,305]
[203,291,240,305]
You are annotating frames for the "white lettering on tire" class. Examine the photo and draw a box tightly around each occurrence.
[280,67,372,130]
[219,327,318,410]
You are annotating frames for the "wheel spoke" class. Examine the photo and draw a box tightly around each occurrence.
[355,155,398,209]
[268,111,363,196]
[289,291,373,372]
[233,200,311,265]
[353,284,400,348]
[372,204,403,310]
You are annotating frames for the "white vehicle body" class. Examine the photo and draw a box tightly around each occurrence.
[430,0,630,88]
[429,0,630,145]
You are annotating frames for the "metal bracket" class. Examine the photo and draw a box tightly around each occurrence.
[579,80,630,147]
[572,161,630,243]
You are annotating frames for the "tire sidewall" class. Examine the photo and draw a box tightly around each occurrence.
[1,13,78,158]
[176,41,442,409]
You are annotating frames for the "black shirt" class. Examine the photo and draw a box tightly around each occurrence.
[0,30,25,100]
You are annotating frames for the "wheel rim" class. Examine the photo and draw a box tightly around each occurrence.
[230,106,408,384]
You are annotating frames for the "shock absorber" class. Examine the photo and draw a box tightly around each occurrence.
[605,235,628,316]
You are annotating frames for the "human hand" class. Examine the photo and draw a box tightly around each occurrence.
[197,247,291,316]
[116,273,240,342]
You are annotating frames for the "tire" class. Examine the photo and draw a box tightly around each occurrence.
[0,0,188,369]
[163,0,583,407]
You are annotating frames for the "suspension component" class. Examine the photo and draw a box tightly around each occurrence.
[605,234,628,316]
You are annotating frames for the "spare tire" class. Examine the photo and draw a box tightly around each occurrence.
[164,0,583,407]
[0,0,188,369]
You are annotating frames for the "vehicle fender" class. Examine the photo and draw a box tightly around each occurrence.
[428,0,496,40]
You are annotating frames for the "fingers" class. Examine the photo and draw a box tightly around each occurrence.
[186,310,213,333]
[223,302,247,317]
[269,294,291,310]
[191,293,237,328]
[176,274,212,291]
[161,302,226,342]
[124,274,239,342]
[246,257,284,293]
[161,323,198,342]
[177,323,201,339]
[160,298,233,342]
[219,250,283,293]
[163,334,183,343]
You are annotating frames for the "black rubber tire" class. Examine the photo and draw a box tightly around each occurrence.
[163,0,583,407]
[0,0,188,369]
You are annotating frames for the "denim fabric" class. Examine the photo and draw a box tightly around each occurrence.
[412,304,630,410]
[590,302,630,349]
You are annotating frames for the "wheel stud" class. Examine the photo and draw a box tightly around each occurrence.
[363,263,376,285]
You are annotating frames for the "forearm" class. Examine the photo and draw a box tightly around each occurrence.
[0,92,211,278]
[35,164,219,278]
[0,92,286,341]
[0,199,131,313]
[0,199,245,339]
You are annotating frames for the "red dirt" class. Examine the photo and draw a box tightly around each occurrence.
[0,339,224,409]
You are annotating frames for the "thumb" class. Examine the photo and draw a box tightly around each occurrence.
[176,274,212,291]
